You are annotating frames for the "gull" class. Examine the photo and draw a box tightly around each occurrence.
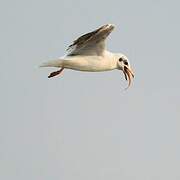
[41,24,134,88]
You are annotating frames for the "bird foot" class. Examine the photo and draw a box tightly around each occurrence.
[48,68,64,78]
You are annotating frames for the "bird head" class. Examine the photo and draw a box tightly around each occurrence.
[116,54,134,89]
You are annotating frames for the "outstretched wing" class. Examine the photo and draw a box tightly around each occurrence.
[67,24,115,56]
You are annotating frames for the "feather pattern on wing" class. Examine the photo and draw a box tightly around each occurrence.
[67,24,115,56]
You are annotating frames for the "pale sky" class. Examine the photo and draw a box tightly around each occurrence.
[1,0,180,180]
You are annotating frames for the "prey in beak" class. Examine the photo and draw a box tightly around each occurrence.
[123,66,134,89]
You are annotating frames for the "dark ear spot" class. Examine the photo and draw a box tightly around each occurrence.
[119,58,123,62]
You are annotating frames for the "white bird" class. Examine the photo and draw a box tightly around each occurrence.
[41,24,134,88]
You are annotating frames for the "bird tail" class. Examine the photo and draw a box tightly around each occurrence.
[39,59,64,68]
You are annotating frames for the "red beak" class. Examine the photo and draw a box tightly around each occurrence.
[123,66,134,89]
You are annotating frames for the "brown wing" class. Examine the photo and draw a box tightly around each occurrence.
[67,24,115,56]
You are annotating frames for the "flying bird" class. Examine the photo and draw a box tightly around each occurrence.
[41,24,134,88]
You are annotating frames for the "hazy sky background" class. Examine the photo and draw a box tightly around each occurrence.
[1,0,180,179]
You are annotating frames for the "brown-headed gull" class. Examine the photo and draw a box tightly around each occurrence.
[41,24,134,88]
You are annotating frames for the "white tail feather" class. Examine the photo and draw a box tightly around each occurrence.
[40,59,63,68]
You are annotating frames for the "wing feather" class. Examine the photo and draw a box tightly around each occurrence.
[67,24,115,56]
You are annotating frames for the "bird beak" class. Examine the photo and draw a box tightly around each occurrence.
[123,66,134,89]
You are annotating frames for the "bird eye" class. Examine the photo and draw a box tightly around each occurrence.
[124,60,128,65]
[119,58,123,62]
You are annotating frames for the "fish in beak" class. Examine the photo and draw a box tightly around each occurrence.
[123,66,134,89]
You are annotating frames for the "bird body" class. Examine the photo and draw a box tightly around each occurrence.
[41,24,134,88]
[41,50,120,72]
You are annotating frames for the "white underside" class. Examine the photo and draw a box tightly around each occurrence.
[41,51,118,72]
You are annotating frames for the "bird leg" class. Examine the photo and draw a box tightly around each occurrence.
[48,67,64,78]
